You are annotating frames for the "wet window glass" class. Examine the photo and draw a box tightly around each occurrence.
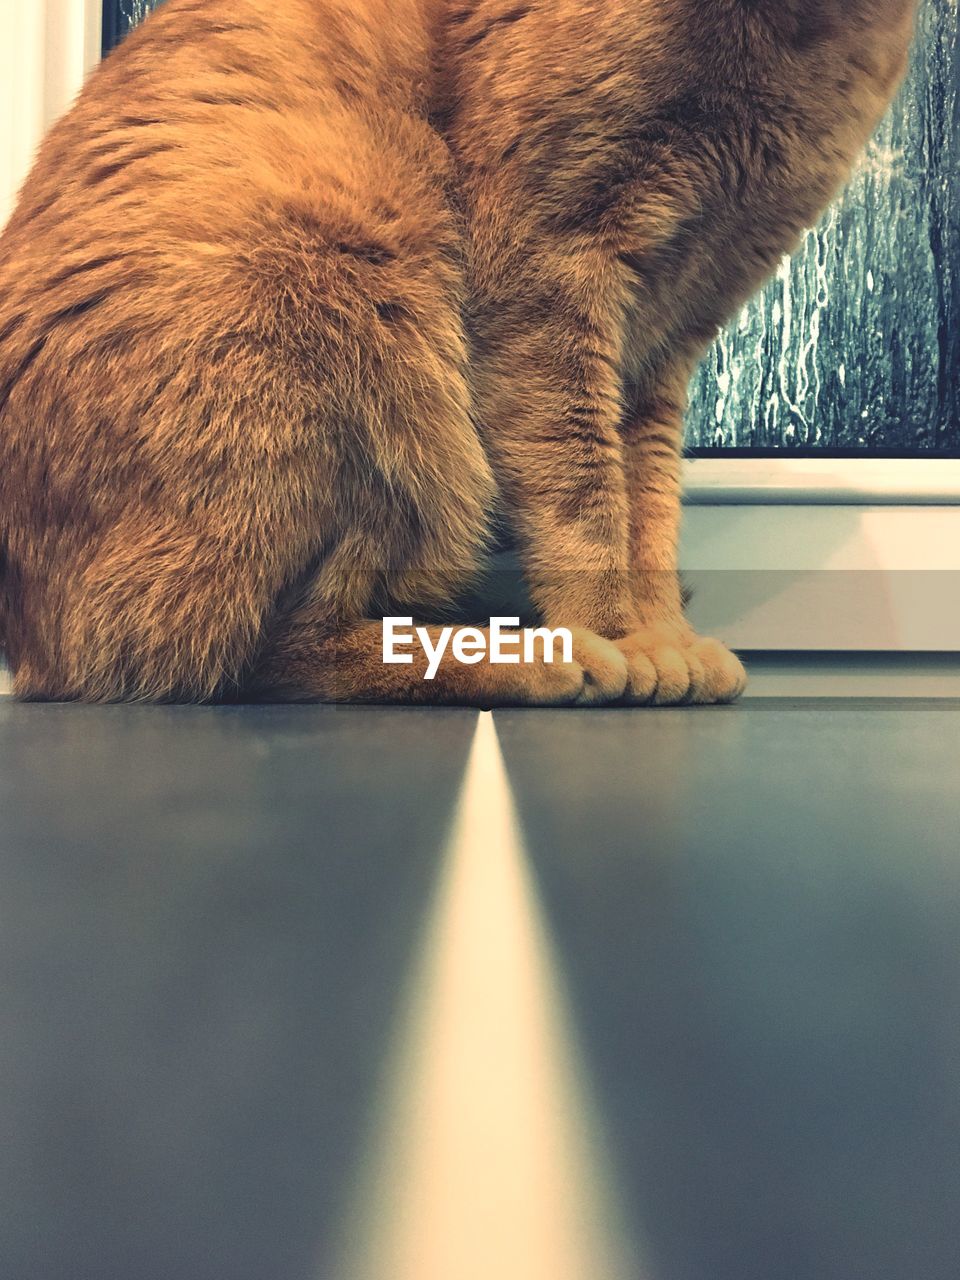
[102,0,163,54]
[687,0,959,453]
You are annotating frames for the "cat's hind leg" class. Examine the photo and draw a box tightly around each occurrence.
[7,109,489,703]
[7,102,625,706]
[241,523,627,706]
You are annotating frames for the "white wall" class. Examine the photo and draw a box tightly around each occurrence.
[0,1,100,694]
[0,0,101,229]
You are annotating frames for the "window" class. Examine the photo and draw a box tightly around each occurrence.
[102,0,160,54]
[687,0,959,455]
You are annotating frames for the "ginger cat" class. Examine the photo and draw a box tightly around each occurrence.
[0,0,918,704]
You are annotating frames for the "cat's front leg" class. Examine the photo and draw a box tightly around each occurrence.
[472,257,639,653]
[619,375,747,705]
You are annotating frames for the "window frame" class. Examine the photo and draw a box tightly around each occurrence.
[684,457,960,506]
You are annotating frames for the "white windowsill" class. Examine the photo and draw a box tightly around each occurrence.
[681,459,960,652]
[683,457,960,506]
[738,652,960,699]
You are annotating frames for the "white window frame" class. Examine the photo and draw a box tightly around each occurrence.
[2,1,957,671]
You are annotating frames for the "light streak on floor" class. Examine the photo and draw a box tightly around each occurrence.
[329,711,640,1280]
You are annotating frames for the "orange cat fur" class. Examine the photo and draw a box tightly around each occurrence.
[0,0,918,703]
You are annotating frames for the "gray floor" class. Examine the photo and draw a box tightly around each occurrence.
[1,697,959,1280]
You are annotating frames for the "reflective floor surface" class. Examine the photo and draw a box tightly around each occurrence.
[1,698,959,1280]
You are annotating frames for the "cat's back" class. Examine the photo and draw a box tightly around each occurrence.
[0,0,444,452]
[0,0,446,560]
[1,0,435,266]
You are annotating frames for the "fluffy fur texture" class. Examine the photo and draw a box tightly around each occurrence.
[0,0,917,704]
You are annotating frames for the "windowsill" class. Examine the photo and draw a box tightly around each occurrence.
[683,457,960,506]
[736,651,960,699]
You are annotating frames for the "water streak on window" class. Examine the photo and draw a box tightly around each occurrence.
[687,0,959,451]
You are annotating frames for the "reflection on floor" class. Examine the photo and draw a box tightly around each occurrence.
[1,697,959,1280]
[331,714,635,1280]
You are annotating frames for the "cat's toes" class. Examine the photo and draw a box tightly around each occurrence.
[568,628,629,706]
[483,628,627,707]
[615,626,746,706]
[687,636,748,704]
[615,628,691,704]
[516,658,587,707]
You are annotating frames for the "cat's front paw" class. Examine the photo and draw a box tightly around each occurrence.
[552,628,625,707]
[614,625,747,706]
